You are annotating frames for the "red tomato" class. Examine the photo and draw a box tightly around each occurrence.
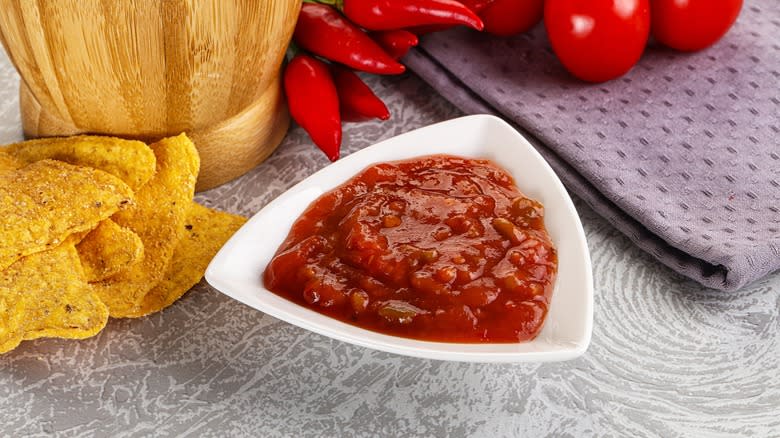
[544,0,650,83]
[651,0,743,52]
[480,0,544,37]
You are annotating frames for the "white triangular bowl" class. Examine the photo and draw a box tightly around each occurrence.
[206,115,593,362]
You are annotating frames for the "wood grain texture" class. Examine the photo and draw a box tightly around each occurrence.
[0,54,778,437]
[0,0,300,190]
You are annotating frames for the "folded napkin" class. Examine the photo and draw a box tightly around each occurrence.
[405,3,779,291]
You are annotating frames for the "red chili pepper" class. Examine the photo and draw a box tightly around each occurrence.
[409,0,495,34]
[332,66,390,122]
[342,0,484,31]
[372,30,419,59]
[284,54,341,161]
[294,3,405,75]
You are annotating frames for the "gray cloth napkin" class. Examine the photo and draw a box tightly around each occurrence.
[405,2,779,291]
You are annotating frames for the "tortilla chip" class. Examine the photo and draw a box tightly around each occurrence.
[0,240,108,353]
[0,150,22,173]
[122,203,246,318]
[21,242,109,341]
[0,160,134,271]
[0,285,26,354]
[4,135,156,191]
[76,219,143,282]
[94,134,200,317]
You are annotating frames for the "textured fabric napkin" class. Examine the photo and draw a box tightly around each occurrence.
[405,3,779,291]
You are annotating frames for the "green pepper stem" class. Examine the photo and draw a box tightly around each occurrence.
[304,0,344,11]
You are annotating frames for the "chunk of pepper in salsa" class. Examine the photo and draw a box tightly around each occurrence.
[263,155,557,343]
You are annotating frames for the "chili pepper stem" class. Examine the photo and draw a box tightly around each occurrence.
[286,42,302,63]
[306,0,344,10]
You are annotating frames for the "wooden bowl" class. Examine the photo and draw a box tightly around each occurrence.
[0,0,301,191]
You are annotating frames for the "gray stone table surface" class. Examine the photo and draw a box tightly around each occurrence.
[0,49,778,437]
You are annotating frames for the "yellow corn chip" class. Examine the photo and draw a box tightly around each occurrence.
[5,135,156,191]
[76,219,143,282]
[0,160,134,271]
[0,240,108,353]
[0,150,22,173]
[94,134,200,317]
[122,203,246,318]
[0,286,26,354]
[22,242,109,342]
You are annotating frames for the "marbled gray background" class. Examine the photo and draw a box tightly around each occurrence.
[0,50,778,437]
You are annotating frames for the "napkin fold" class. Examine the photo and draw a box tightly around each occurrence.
[405,3,779,291]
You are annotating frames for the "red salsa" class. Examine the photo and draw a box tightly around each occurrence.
[263,155,557,343]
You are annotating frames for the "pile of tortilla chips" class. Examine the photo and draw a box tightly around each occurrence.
[0,134,246,354]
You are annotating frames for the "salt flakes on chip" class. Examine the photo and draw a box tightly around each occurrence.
[0,150,22,173]
[0,240,108,353]
[123,203,247,318]
[94,134,200,317]
[1,133,244,354]
[6,135,156,191]
[0,160,134,271]
[77,219,144,282]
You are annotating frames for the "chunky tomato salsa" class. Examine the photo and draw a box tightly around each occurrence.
[263,155,557,343]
